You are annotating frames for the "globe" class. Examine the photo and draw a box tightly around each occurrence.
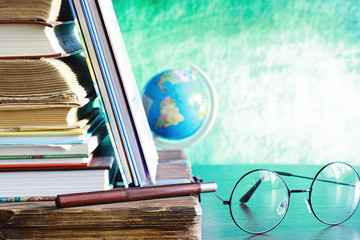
[142,65,217,149]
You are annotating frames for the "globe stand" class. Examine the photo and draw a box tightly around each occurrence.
[153,65,218,150]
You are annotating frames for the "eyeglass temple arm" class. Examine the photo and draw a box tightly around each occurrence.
[275,171,313,181]
[213,192,230,205]
[239,178,263,203]
[240,171,356,204]
[276,171,356,187]
[239,172,306,204]
[193,175,231,205]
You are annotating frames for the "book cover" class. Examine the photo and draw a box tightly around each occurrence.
[79,0,144,187]
[70,0,134,187]
[97,0,159,184]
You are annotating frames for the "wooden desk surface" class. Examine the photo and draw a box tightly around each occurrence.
[192,164,360,240]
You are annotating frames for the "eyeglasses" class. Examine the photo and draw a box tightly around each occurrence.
[196,162,360,234]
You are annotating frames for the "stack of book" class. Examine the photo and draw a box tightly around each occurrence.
[0,0,116,199]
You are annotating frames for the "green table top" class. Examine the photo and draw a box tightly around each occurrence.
[192,164,360,240]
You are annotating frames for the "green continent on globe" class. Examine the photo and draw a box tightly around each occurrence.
[153,96,184,129]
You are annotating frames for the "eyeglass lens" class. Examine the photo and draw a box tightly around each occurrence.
[310,162,360,225]
[229,170,289,234]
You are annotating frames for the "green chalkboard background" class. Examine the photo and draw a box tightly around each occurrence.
[113,0,360,165]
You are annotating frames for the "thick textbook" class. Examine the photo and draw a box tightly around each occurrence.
[0,52,99,130]
[0,0,74,22]
[0,21,82,59]
[0,54,95,103]
[0,111,104,144]
[0,155,115,197]
[0,100,94,129]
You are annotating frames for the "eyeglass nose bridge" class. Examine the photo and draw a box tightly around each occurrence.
[289,188,312,214]
[290,189,311,194]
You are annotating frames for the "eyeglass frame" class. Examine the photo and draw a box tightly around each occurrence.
[195,161,360,234]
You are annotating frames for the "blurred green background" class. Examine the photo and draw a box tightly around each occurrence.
[113,0,360,165]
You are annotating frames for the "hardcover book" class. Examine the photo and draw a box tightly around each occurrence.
[0,155,115,197]
[0,21,82,59]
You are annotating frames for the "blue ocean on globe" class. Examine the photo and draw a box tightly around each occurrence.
[142,69,209,140]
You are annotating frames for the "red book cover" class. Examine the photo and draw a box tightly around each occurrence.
[0,156,113,172]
